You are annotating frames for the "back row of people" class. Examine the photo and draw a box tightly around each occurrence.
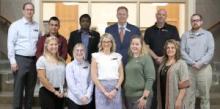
[7,2,214,109]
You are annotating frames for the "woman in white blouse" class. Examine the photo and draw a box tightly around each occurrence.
[66,43,94,109]
[36,36,65,109]
[91,33,124,109]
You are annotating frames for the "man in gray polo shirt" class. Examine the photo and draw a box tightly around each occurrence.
[181,14,214,109]
[7,2,40,109]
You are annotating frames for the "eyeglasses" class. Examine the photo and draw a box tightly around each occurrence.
[102,41,112,43]
[191,19,201,22]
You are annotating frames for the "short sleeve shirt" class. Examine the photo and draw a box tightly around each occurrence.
[36,56,66,88]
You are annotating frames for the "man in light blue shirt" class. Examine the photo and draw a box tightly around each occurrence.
[181,14,214,109]
[7,2,40,109]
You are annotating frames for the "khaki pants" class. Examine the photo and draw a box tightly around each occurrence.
[188,65,212,109]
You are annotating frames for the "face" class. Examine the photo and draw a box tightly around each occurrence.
[156,9,167,24]
[74,46,85,60]
[191,15,203,30]
[166,43,176,58]
[22,4,34,20]
[49,20,60,34]
[101,37,112,51]
[130,38,142,55]
[80,17,91,30]
[117,9,128,24]
[47,40,58,55]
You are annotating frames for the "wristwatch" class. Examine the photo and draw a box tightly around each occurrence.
[114,87,119,91]
[143,96,148,100]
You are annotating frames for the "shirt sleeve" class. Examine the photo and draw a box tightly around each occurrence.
[172,26,180,41]
[65,63,82,99]
[180,33,195,65]
[197,32,214,65]
[60,37,68,60]
[143,55,156,91]
[178,61,189,81]
[7,23,17,64]
[85,65,94,98]
[36,36,45,59]
[36,56,46,70]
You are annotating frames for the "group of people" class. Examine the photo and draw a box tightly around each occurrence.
[7,2,214,109]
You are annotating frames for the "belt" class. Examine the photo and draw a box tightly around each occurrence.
[15,54,36,59]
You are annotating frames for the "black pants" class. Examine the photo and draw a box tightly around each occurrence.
[39,87,64,109]
[66,98,90,109]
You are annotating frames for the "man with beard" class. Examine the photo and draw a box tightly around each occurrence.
[181,14,214,109]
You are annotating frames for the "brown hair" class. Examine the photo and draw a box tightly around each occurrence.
[163,39,180,62]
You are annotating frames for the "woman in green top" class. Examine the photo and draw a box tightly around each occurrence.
[124,36,155,109]
[157,39,190,109]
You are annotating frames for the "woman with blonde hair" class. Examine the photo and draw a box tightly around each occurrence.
[91,33,124,109]
[66,43,94,109]
[157,39,189,109]
[36,36,65,109]
[124,36,155,109]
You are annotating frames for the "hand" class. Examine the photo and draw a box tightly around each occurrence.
[81,96,89,104]
[108,89,117,100]
[175,98,182,109]
[156,56,163,64]
[192,63,202,70]
[54,91,64,98]
[137,97,147,109]
[11,64,18,73]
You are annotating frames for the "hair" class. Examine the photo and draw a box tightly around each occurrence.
[72,43,86,60]
[49,16,60,25]
[98,33,116,53]
[43,36,64,63]
[117,6,128,13]
[22,2,35,10]
[191,13,203,20]
[79,14,91,22]
[128,35,149,57]
[163,39,181,63]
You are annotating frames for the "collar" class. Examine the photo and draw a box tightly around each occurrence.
[22,17,34,24]
[189,28,205,37]
[118,22,131,32]
[153,22,169,29]
[73,59,85,65]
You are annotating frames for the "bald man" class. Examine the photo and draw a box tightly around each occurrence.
[144,9,180,109]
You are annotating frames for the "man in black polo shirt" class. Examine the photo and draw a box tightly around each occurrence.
[144,9,180,109]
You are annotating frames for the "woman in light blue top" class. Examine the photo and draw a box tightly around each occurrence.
[66,43,94,109]
[36,36,65,109]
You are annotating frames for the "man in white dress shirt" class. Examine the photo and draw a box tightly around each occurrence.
[7,2,40,109]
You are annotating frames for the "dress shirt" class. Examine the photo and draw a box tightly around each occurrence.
[8,17,40,64]
[36,33,68,60]
[66,60,93,105]
[118,23,130,33]
[81,31,89,59]
[181,28,214,65]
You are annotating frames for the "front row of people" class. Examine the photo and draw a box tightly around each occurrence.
[36,33,190,109]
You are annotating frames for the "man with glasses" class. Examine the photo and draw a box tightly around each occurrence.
[7,2,40,109]
[181,14,214,109]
